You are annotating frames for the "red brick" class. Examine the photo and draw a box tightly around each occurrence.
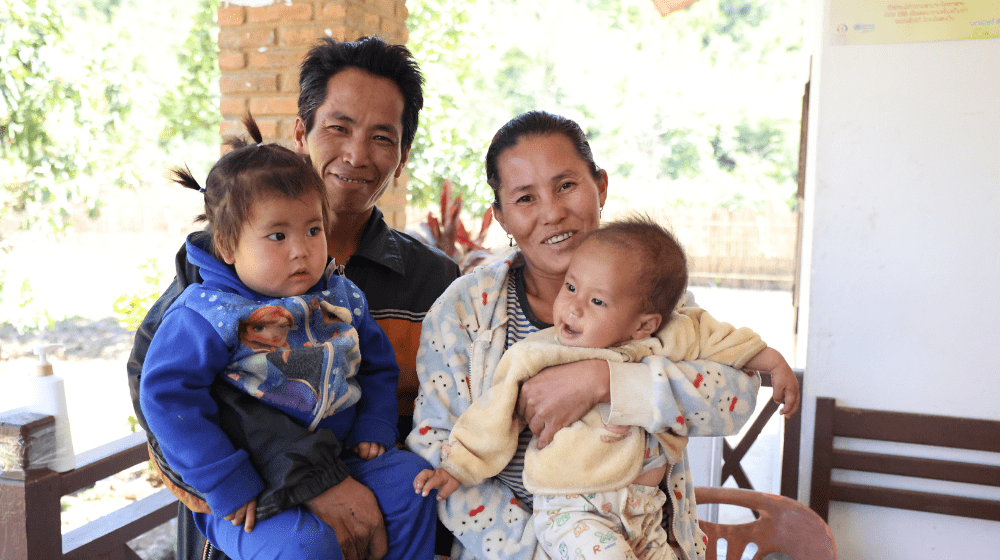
[220,74,278,94]
[220,119,243,138]
[220,97,246,117]
[248,50,303,70]
[218,52,246,71]
[219,28,275,49]
[279,70,302,93]
[321,3,347,19]
[367,0,396,19]
[249,96,299,116]
[395,2,409,20]
[218,6,245,26]
[326,27,347,41]
[281,25,330,46]
[255,119,278,140]
[248,3,313,23]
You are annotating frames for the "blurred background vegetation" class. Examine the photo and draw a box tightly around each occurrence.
[1,0,805,330]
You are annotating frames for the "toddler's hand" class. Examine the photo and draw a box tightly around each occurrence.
[353,442,386,460]
[414,468,461,500]
[224,498,257,533]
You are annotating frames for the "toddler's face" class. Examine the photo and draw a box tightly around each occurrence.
[221,192,327,298]
[553,239,650,349]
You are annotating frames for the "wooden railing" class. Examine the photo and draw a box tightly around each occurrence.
[0,369,804,559]
[0,410,177,560]
[724,369,804,499]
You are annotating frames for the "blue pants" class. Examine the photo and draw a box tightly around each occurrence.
[194,448,437,559]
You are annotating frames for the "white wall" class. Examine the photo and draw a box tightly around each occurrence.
[797,1,1000,557]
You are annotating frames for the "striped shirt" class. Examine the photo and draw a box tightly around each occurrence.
[495,265,552,509]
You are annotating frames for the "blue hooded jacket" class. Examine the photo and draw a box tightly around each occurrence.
[140,232,399,518]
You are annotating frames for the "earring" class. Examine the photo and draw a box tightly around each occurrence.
[507,232,514,247]
[599,206,604,220]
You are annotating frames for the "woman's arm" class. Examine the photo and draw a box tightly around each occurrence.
[608,358,760,437]
[407,279,537,559]
[517,356,761,444]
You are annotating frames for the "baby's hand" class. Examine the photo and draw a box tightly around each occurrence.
[770,365,800,417]
[744,347,800,417]
[354,442,386,460]
[414,468,461,501]
[224,498,257,533]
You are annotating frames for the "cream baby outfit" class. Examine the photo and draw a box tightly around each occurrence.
[441,306,765,560]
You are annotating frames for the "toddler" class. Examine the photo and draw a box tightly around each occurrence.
[414,215,798,559]
[141,115,434,559]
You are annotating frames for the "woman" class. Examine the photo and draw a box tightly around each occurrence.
[407,111,760,560]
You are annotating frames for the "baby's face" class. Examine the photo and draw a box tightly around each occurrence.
[553,239,648,349]
[222,192,327,298]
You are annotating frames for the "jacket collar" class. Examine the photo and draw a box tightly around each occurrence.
[349,207,406,276]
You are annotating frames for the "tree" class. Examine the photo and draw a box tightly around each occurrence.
[0,0,130,237]
[157,0,220,147]
[404,0,806,213]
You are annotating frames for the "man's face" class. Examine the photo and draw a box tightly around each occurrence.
[294,67,410,220]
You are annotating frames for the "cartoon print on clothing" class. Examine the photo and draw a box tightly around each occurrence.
[505,497,530,527]
[179,279,366,432]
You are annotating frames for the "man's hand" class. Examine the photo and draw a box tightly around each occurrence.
[224,498,257,533]
[305,476,387,560]
[413,468,461,500]
[515,359,611,449]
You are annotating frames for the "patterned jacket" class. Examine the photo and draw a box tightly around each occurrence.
[140,233,398,519]
[407,252,761,560]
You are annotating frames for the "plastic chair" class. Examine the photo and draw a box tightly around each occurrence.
[695,486,837,560]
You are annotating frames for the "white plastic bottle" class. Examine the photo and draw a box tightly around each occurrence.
[29,343,76,472]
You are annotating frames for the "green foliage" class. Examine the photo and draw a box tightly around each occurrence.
[0,0,132,236]
[112,258,164,331]
[407,0,496,215]
[158,0,220,147]
[405,0,807,214]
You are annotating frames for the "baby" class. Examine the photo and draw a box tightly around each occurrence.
[414,215,798,559]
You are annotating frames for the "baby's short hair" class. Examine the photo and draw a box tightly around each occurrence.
[584,214,688,322]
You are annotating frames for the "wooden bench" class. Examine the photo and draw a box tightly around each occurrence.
[0,409,176,560]
[809,396,1000,522]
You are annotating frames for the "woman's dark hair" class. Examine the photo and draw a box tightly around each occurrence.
[171,113,330,259]
[298,36,423,150]
[485,110,602,208]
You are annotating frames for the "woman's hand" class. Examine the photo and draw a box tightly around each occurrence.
[516,359,610,449]
[224,498,257,533]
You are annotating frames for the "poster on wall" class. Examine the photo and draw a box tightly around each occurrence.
[830,0,1000,45]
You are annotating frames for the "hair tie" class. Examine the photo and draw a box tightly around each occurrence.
[199,187,206,193]
[257,142,265,147]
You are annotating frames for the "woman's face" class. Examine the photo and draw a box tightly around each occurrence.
[494,133,608,282]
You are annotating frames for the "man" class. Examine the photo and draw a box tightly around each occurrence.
[127,36,460,560]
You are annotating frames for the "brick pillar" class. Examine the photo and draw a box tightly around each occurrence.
[218,0,411,230]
